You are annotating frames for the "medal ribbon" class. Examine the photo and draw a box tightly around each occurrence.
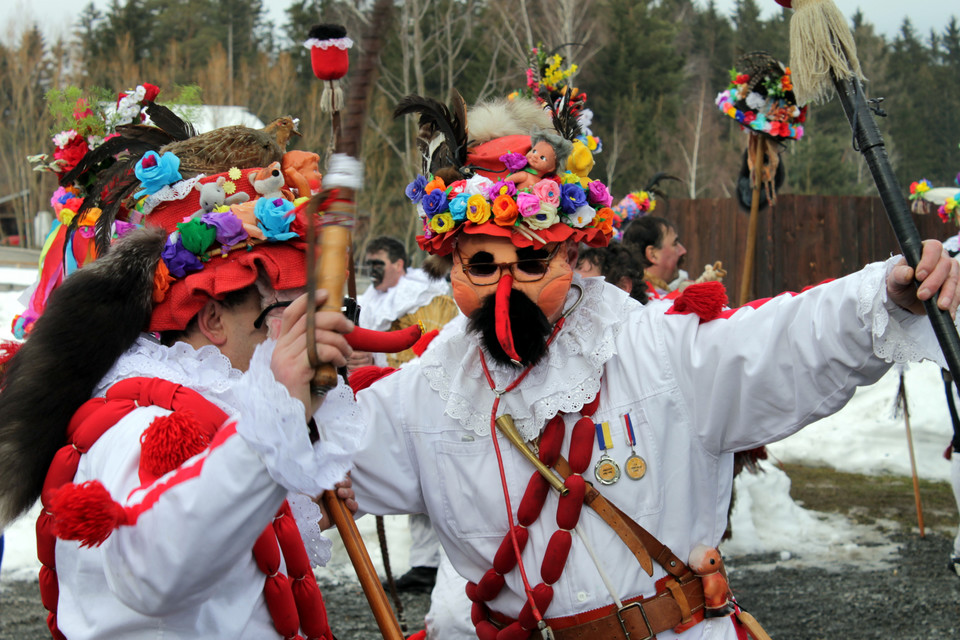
[623,413,636,448]
[595,421,614,452]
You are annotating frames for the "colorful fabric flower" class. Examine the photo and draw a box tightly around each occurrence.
[487,180,517,200]
[500,152,528,173]
[570,204,597,228]
[516,192,541,217]
[559,171,582,185]
[466,194,491,224]
[53,136,89,174]
[587,181,613,207]
[464,174,494,196]
[134,151,182,199]
[525,202,559,230]
[425,176,447,194]
[559,183,587,214]
[492,194,519,227]
[422,188,450,216]
[533,179,561,206]
[255,197,298,241]
[176,218,218,255]
[429,212,455,234]
[447,180,468,197]
[202,210,249,248]
[161,236,204,278]
[405,175,428,203]
[448,193,471,222]
[593,208,615,235]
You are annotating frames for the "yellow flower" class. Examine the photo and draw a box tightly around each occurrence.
[466,194,491,224]
[429,212,455,233]
[223,180,237,195]
[560,171,582,185]
[228,167,242,180]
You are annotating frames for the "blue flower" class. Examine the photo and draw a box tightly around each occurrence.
[405,175,428,203]
[421,188,449,216]
[559,183,587,214]
[255,197,298,241]
[134,151,183,199]
[448,193,471,222]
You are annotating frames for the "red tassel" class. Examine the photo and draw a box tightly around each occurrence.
[493,526,529,574]
[541,531,573,585]
[556,475,585,531]
[667,281,728,323]
[538,415,565,466]
[567,417,596,474]
[517,473,550,527]
[494,274,521,362]
[49,481,127,547]
[518,583,555,630]
[496,620,533,640]
[476,568,506,601]
[412,328,440,357]
[347,366,397,397]
[139,411,211,480]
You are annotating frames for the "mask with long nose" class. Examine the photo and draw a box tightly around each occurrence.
[452,235,575,367]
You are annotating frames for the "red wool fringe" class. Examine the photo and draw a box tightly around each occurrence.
[49,481,127,547]
[667,281,728,323]
[139,411,211,480]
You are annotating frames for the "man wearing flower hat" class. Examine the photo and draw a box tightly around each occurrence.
[343,97,960,640]
[0,126,363,637]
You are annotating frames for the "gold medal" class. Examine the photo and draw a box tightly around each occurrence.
[624,452,646,480]
[594,454,621,485]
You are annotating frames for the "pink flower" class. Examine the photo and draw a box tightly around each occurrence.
[532,179,560,206]
[516,192,541,217]
[587,181,613,207]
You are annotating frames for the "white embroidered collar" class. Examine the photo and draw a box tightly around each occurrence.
[418,275,637,441]
[357,268,450,331]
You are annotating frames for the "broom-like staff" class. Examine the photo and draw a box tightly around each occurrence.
[779,0,960,446]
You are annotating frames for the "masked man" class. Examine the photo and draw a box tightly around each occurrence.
[343,97,960,640]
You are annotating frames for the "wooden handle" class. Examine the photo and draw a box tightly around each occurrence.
[312,223,352,389]
[321,490,404,640]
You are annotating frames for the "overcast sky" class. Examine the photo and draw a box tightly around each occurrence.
[2,0,956,50]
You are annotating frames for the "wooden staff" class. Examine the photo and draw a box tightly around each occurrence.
[897,371,926,537]
[739,134,766,307]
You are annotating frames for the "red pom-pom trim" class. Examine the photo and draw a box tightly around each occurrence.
[517,473,550,527]
[49,481,127,547]
[541,531,573,585]
[412,328,440,357]
[567,417,596,474]
[556,475,586,530]
[347,366,397,397]
[139,411,211,480]
[493,526,529,574]
[666,281,728,323]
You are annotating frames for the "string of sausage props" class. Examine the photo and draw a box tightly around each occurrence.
[301,4,407,639]
[777,0,960,446]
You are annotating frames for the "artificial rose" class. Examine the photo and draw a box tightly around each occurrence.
[500,152,528,173]
[559,183,587,214]
[569,204,597,228]
[532,179,561,206]
[176,218,218,255]
[464,174,494,196]
[425,176,447,194]
[487,180,517,200]
[50,187,70,211]
[53,136,89,174]
[492,194,519,227]
[466,194,491,224]
[134,151,182,199]
[516,192,541,217]
[447,180,468,197]
[448,193,471,222]
[141,83,161,103]
[587,180,613,207]
[524,201,559,230]
[114,220,139,238]
[202,210,249,248]
[422,188,450,216]
[559,171,581,185]
[255,197,298,241]
[429,212,455,234]
[593,207,615,235]
[152,259,175,303]
[161,236,204,278]
[405,175,428,203]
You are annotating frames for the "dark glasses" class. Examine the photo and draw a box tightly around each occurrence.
[456,243,562,286]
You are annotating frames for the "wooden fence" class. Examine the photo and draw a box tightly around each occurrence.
[659,195,951,304]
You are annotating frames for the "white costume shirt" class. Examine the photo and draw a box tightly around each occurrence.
[53,337,363,640]
[352,259,947,640]
[357,268,450,366]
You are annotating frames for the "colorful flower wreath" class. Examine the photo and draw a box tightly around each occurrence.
[610,191,656,240]
[715,63,806,141]
[939,192,960,224]
[407,170,615,253]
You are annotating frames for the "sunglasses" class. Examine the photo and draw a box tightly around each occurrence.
[253,300,293,330]
[456,243,562,286]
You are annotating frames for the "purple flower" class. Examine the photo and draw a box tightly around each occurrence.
[405,175,428,203]
[559,183,587,214]
[421,188,449,216]
[161,236,204,278]
[587,180,613,207]
[486,180,517,200]
[255,196,298,241]
[500,152,528,173]
[113,220,139,238]
[202,210,249,248]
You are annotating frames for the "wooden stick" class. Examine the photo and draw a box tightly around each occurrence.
[898,372,925,537]
[738,135,764,307]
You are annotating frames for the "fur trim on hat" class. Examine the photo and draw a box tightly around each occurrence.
[467,98,554,145]
[0,227,165,528]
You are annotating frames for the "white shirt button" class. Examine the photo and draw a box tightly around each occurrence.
[576,591,588,602]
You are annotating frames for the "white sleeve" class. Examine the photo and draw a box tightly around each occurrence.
[662,259,950,453]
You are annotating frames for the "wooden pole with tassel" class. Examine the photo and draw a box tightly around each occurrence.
[739,134,766,307]
[781,0,960,449]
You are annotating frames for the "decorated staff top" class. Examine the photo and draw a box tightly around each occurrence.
[716,52,807,141]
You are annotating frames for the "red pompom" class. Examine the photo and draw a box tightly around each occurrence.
[541,531,573,585]
[49,481,127,547]
[556,475,586,530]
[347,366,397,397]
[538,415,565,466]
[476,568,506,602]
[412,328,440,357]
[518,583,555,630]
[139,411,211,480]
[493,526,529,574]
[667,281,728,323]
[517,473,550,527]
[567,417,595,474]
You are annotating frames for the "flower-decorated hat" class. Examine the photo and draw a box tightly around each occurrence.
[611,191,656,240]
[715,51,807,141]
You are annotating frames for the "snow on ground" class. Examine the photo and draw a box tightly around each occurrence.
[1,264,957,583]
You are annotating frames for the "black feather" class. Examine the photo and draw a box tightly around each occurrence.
[542,90,582,141]
[144,103,197,142]
[394,94,465,175]
[643,172,682,198]
[0,227,165,527]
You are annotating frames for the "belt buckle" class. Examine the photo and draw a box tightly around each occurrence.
[616,601,654,640]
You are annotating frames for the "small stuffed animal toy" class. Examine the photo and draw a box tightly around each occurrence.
[249,161,287,201]
[695,261,727,284]
[688,544,735,618]
[190,176,249,218]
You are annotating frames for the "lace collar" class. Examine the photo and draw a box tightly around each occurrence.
[357,268,450,331]
[418,276,638,440]
[94,335,242,404]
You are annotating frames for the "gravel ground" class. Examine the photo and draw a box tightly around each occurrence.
[2,531,958,639]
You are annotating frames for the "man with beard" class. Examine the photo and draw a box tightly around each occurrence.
[341,98,960,640]
[623,215,691,300]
